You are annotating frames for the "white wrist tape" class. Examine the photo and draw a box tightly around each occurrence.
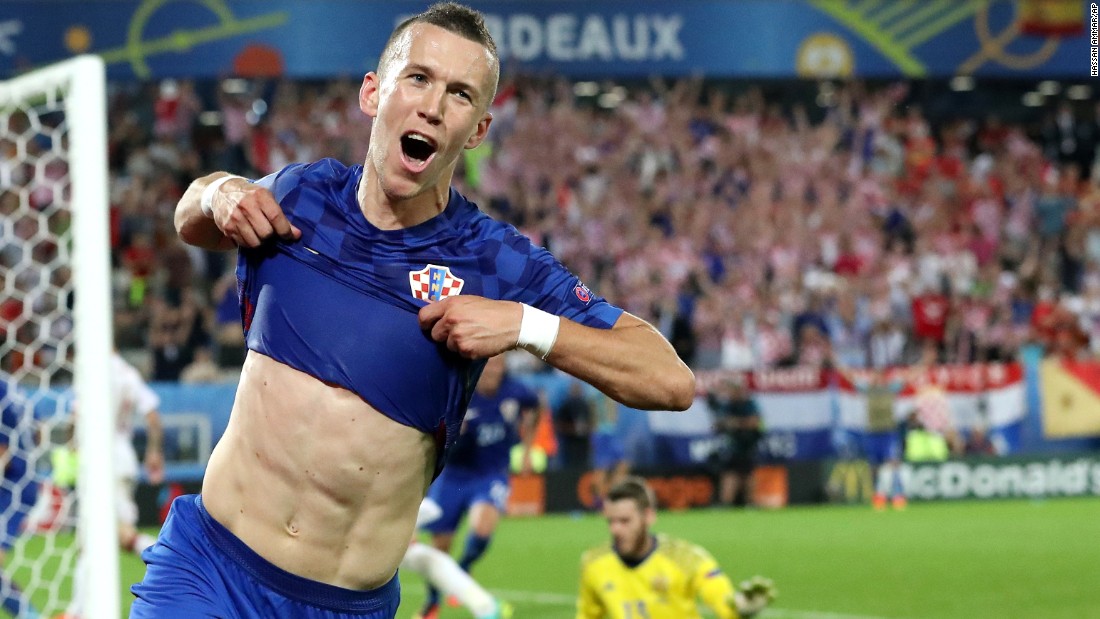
[200,174,244,218]
[517,304,560,360]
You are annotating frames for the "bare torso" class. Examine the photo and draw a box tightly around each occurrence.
[202,351,435,589]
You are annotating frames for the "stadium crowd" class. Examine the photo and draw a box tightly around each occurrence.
[4,75,1100,383]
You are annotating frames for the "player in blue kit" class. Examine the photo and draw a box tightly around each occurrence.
[131,3,694,618]
[418,354,538,618]
[0,376,41,619]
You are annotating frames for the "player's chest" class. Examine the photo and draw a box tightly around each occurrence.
[402,259,482,302]
[468,394,523,424]
[286,201,490,303]
[602,568,695,619]
[289,238,490,304]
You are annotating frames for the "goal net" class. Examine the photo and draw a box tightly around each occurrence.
[0,56,119,618]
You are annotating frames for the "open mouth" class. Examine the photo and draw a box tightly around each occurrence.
[400,132,438,171]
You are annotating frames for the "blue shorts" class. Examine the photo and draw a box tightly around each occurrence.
[862,432,901,466]
[420,469,509,534]
[592,432,626,470]
[130,494,401,618]
[0,482,39,551]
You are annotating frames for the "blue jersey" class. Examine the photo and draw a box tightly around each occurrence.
[0,380,34,489]
[446,376,538,476]
[238,159,623,471]
[0,379,38,550]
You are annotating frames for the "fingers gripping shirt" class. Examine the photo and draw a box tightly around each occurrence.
[238,159,623,472]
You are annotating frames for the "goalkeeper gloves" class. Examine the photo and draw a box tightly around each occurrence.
[732,575,777,618]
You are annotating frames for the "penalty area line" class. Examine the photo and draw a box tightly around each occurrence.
[489,588,893,619]
[764,609,894,619]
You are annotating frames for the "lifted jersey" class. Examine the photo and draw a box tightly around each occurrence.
[239,159,623,471]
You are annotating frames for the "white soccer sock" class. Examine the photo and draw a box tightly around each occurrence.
[875,463,895,496]
[401,543,497,616]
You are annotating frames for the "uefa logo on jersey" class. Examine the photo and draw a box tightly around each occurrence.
[409,264,465,301]
[574,282,592,304]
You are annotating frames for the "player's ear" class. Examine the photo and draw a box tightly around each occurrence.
[464,111,493,150]
[644,507,656,528]
[360,72,380,117]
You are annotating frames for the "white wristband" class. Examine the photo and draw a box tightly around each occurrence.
[200,174,244,218]
[517,303,560,360]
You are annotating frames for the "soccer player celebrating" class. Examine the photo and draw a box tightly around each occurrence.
[577,478,776,619]
[131,3,694,618]
[418,354,536,618]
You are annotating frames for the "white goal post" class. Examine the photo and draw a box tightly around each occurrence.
[1,55,120,618]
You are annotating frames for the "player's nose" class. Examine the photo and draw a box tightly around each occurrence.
[417,89,444,125]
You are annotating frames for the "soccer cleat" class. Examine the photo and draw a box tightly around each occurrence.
[414,602,439,619]
[872,493,887,511]
[891,495,908,510]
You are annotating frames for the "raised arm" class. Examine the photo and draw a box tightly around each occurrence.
[419,298,696,411]
[175,172,300,251]
[547,312,695,411]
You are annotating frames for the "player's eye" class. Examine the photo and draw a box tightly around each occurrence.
[411,73,427,83]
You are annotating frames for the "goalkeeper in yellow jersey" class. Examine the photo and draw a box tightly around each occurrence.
[576,477,776,619]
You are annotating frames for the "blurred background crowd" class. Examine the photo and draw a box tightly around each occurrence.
[13,74,1093,384]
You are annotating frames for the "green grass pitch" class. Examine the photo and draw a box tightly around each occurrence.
[108,497,1100,618]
